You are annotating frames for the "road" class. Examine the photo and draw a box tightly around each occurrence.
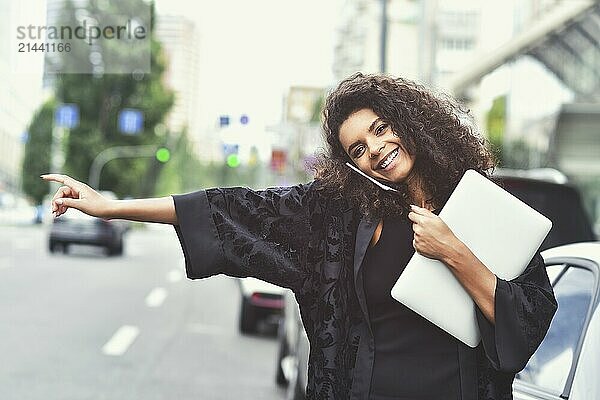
[0,223,286,400]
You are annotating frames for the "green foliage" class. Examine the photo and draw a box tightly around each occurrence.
[49,0,174,198]
[310,93,325,124]
[21,99,56,204]
[486,95,506,166]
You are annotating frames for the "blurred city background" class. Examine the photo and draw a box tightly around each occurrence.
[1,0,600,399]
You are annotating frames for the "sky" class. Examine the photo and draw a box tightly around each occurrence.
[155,0,343,129]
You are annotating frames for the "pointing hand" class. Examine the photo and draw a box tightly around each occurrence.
[40,174,113,219]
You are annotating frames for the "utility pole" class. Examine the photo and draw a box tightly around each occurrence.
[88,145,159,190]
[380,0,388,73]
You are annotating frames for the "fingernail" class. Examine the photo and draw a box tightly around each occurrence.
[56,199,63,205]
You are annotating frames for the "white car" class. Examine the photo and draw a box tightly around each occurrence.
[238,277,286,334]
[514,242,600,400]
[0,192,37,225]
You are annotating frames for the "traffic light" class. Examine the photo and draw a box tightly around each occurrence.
[156,147,170,163]
[226,153,240,168]
[223,143,240,168]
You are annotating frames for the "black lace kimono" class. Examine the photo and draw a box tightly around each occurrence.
[172,180,557,400]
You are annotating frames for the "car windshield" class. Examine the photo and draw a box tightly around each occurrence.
[498,179,596,250]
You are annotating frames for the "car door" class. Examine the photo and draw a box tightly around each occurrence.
[513,257,600,400]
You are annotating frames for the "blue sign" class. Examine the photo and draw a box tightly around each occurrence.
[219,115,230,127]
[55,104,79,129]
[118,109,144,135]
[222,143,239,155]
[240,115,249,125]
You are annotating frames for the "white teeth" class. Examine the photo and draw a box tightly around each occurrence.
[380,149,398,169]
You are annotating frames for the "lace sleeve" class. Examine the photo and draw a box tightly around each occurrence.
[172,181,324,293]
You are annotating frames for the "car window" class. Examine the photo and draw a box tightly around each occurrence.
[498,179,595,250]
[545,264,564,285]
[516,265,595,394]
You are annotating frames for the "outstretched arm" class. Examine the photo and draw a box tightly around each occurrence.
[40,174,178,225]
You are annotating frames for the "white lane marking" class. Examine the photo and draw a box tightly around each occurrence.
[145,287,167,307]
[187,323,232,336]
[167,269,183,283]
[102,325,140,356]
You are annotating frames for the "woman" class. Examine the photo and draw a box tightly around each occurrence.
[42,73,557,400]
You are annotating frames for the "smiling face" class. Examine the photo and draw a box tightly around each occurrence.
[338,108,416,184]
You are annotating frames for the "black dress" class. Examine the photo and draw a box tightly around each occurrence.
[362,213,463,400]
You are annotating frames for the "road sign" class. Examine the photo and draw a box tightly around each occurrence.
[219,115,230,127]
[271,149,287,173]
[55,104,79,129]
[118,108,144,135]
[222,143,239,155]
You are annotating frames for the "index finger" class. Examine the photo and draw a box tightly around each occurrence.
[40,174,82,189]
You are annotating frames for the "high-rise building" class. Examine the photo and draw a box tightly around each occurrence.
[0,0,45,191]
[433,0,481,87]
[155,15,200,146]
[333,0,422,82]
[332,0,481,86]
[42,0,89,88]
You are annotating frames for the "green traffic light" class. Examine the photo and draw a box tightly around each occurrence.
[226,153,240,168]
[156,147,170,163]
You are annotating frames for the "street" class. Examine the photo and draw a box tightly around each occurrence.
[0,224,286,400]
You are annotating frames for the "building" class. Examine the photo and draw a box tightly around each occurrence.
[333,0,423,82]
[0,0,45,191]
[155,15,201,144]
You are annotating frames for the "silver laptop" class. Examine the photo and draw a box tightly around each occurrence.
[389,169,552,347]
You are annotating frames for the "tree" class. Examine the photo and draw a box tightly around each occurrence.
[486,95,506,166]
[51,0,174,198]
[21,99,56,204]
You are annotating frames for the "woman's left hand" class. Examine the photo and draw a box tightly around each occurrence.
[408,204,460,261]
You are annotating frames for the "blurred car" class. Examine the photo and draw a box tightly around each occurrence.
[275,169,597,399]
[48,191,128,256]
[514,242,600,400]
[0,192,37,225]
[492,168,596,250]
[238,277,286,334]
[275,288,309,399]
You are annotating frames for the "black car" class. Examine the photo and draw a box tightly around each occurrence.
[238,277,286,334]
[275,168,597,399]
[48,192,128,256]
[492,169,595,251]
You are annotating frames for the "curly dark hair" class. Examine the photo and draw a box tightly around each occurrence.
[308,72,497,221]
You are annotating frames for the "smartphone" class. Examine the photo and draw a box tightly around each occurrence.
[345,162,399,192]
